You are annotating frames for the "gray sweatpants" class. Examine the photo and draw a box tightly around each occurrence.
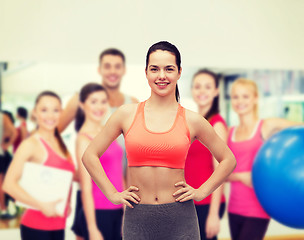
[123,200,200,240]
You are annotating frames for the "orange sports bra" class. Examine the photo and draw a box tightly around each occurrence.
[125,101,191,169]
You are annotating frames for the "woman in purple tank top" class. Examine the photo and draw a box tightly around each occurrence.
[73,83,123,240]
[227,78,302,240]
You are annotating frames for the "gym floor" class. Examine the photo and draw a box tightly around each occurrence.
[1,213,304,240]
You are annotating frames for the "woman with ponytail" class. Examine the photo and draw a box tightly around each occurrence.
[82,41,236,240]
[73,83,123,240]
[3,91,75,240]
[185,69,227,240]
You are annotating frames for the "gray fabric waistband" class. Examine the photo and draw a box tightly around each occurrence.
[123,200,200,240]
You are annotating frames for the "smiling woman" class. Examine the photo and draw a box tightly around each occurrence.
[226,78,304,240]
[145,42,181,102]
[72,83,124,240]
[2,91,75,240]
[82,41,236,240]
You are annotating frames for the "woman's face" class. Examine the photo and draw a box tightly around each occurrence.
[81,90,108,123]
[34,96,62,131]
[145,50,181,98]
[191,73,219,108]
[230,83,257,116]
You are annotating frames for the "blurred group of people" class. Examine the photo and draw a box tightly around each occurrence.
[0,42,302,240]
[0,107,28,219]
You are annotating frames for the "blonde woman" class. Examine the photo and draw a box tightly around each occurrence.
[227,78,302,240]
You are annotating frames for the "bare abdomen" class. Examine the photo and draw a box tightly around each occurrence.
[128,166,185,204]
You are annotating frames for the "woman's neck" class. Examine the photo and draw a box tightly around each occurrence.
[148,92,178,110]
[238,112,259,128]
[37,128,56,141]
[80,119,103,135]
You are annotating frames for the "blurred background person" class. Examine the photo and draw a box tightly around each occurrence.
[73,83,123,240]
[58,48,138,204]
[0,111,17,219]
[58,48,138,132]
[185,69,227,240]
[227,78,303,240]
[13,107,29,153]
[3,91,75,240]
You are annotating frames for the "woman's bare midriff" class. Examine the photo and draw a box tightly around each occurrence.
[128,166,185,204]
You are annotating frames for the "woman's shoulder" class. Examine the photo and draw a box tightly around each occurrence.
[21,134,40,147]
[75,132,93,151]
[118,103,139,113]
[184,108,209,127]
[14,134,43,156]
[210,114,226,123]
[114,103,141,119]
[76,131,94,142]
[210,114,227,128]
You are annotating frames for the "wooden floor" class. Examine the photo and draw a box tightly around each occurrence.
[0,215,21,229]
[220,236,304,240]
[264,236,304,240]
[1,214,304,240]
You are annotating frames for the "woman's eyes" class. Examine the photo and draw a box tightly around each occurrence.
[40,108,60,112]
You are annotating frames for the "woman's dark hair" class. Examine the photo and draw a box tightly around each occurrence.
[2,110,15,124]
[75,83,107,132]
[145,41,181,102]
[35,91,69,157]
[17,107,28,119]
[192,69,221,121]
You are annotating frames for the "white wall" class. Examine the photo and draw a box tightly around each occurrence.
[0,0,304,70]
[2,62,149,100]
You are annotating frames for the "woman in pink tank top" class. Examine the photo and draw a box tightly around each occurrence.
[227,78,302,240]
[185,69,227,240]
[3,91,75,240]
[74,83,123,240]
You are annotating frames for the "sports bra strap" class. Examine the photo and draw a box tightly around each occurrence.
[138,101,145,113]
[78,132,94,140]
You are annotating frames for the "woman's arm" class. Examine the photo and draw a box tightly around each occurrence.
[20,123,28,141]
[77,135,103,240]
[205,121,227,239]
[226,172,252,188]
[58,93,79,133]
[2,139,61,217]
[174,112,236,202]
[263,118,304,140]
[82,106,140,208]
